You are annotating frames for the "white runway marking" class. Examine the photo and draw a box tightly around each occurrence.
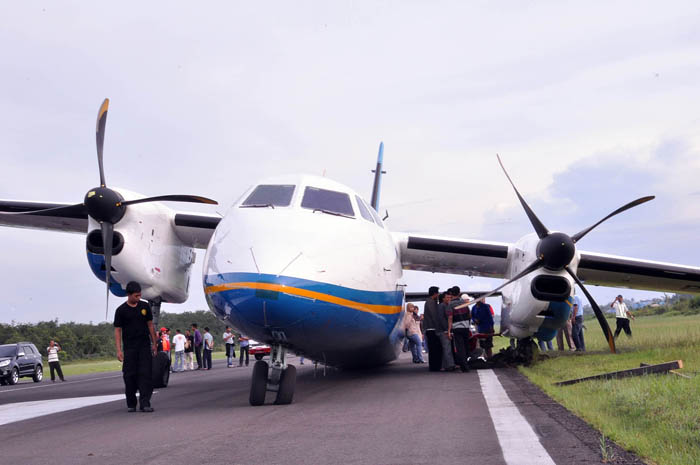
[0,374,122,393]
[478,369,556,465]
[0,394,125,426]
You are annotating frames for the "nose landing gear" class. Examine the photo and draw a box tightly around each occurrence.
[249,343,297,406]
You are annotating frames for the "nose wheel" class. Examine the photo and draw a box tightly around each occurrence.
[248,344,297,406]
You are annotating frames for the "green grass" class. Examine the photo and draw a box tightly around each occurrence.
[518,315,700,465]
[57,351,228,376]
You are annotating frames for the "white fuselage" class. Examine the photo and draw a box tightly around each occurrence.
[202,175,405,366]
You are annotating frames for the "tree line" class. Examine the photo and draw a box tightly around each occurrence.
[0,310,234,361]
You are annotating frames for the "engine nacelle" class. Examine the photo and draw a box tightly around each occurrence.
[501,233,577,340]
[85,189,197,303]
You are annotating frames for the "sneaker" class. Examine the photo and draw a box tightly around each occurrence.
[140,406,154,413]
[127,407,136,413]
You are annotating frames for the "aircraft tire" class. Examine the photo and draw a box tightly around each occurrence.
[249,360,268,406]
[274,364,296,405]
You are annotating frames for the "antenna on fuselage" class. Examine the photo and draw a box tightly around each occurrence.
[370,142,386,210]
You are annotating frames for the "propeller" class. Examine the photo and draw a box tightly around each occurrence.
[10,98,218,319]
[458,155,654,353]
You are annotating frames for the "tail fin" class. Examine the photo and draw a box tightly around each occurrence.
[370,142,386,210]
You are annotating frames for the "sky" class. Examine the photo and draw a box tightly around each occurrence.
[1,1,700,324]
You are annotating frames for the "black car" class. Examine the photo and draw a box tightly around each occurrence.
[0,342,43,385]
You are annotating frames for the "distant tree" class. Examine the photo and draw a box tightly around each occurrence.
[0,310,231,360]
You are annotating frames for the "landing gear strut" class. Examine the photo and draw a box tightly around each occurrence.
[516,337,536,366]
[249,344,296,406]
[149,298,162,329]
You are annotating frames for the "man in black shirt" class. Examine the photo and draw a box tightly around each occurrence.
[114,281,158,412]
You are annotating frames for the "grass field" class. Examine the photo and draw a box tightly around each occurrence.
[517,315,700,465]
[57,351,228,376]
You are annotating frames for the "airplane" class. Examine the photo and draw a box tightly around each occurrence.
[2,99,700,406]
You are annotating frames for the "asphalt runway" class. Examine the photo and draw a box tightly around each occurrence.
[0,353,643,465]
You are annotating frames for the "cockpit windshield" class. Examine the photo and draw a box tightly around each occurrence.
[301,187,355,218]
[241,185,295,208]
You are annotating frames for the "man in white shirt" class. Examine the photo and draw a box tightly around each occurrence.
[46,340,65,382]
[223,326,236,367]
[172,329,187,372]
[571,294,586,351]
[611,295,635,339]
[203,327,214,370]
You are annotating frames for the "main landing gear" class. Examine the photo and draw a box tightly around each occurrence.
[249,343,296,406]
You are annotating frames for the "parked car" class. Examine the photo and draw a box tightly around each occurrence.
[249,340,271,361]
[0,342,44,385]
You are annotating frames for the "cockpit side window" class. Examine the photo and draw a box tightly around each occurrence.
[301,187,355,217]
[241,185,295,208]
[368,204,384,228]
[355,195,374,223]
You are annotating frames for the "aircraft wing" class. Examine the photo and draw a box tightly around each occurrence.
[392,232,509,278]
[405,291,501,302]
[394,232,700,295]
[577,251,700,295]
[0,200,221,249]
[0,200,88,233]
[172,213,221,249]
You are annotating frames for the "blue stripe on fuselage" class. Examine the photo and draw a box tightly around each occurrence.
[204,272,405,366]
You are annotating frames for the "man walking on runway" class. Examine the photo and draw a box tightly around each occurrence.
[114,281,157,412]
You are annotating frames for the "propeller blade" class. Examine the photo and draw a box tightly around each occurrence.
[119,195,218,207]
[455,258,543,309]
[571,196,655,243]
[497,154,549,239]
[1,203,86,217]
[96,98,110,188]
[565,266,616,354]
[101,222,114,321]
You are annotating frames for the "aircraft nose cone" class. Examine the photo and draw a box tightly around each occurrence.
[537,232,575,270]
[84,187,126,223]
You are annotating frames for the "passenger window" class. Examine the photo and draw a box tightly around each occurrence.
[355,196,374,223]
[241,185,295,207]
[301,187,354,217]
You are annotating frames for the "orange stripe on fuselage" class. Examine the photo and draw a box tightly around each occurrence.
[204,282,402,315]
